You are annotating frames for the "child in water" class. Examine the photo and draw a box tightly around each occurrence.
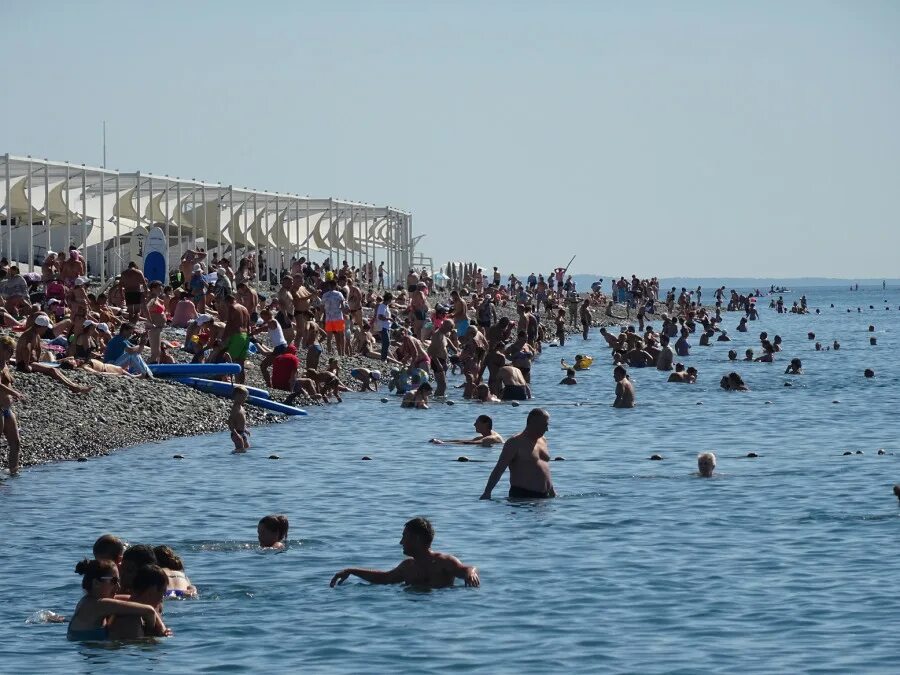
[258,514,289,550]
[229,386,250,453]
[559,368,577,385]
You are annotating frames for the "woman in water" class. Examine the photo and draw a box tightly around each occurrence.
[67,559,169,641]
[258,514,290,550]
[153,545,198,598]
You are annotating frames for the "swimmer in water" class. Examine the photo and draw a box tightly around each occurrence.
[401,381,432,409]
[229,385,251,453]
[429,414,505,447]
[744,348,754,361]
[728,349,737,361]
[475,383,500,403]
[784,358,802,375]
[67,559,169,641]
[559,368,577,385]
[153,545,198,598]
[864,368,875,378]
[613,365,635,408]
[833,340,840,350]
[107,565,171,639]
[258,514,289,550]
[330,517,479,589]
[720,372,749,391]
[92,534,125,568]
[697,452,716,477]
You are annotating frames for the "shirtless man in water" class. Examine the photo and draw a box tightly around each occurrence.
[613,365,635,408]
[430,414,504,447]
[480,408,556,499]
[330,517,479,589]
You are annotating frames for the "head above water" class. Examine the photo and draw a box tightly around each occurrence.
[93,534,126,564]
[402,517,435,554]
[525,408,550,437]
[258,514,289,547]
[74,558,119,593]
[697,452,716,477]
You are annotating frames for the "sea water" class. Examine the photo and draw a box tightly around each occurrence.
[1,286,898,674]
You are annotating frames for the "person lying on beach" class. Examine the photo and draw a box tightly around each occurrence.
[613,366,635,408]
[0,335,25,475]
[349,368,381,392]
[58,357,137,377]
[153,545,197,599]
[14,318,93,394]
[67,559,169,641]
[258,514,289,550]
[107,564,172,640]
[330,517,479,589]
[697,452,716,477]
[430,415,504,447]
[229,385,250,453]
[402,381,432,409]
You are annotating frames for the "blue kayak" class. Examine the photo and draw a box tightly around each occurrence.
[245,395,307,416]
[174,377,271,400]
[150,363,242,377]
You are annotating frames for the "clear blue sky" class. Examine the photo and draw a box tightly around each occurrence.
[3,1,898,278]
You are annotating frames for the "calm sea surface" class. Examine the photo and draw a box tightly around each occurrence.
[2,286,898,674]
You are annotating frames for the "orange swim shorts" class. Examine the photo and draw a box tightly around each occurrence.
[325,319,345,333]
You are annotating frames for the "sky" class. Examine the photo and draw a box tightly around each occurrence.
[2,1,898,278]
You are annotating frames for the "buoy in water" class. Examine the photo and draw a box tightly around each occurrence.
[361,456,372,461]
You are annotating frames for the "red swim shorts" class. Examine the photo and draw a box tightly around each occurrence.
[325,319,345,333]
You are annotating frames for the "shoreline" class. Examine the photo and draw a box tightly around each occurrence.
[2,290,658,473]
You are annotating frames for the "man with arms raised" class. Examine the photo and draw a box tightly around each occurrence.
[330,517,479,589]
[480,408,556,500]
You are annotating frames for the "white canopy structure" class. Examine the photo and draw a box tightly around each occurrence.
[1,154,417,285]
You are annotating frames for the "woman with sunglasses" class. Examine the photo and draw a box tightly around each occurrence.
[67,559,169,641]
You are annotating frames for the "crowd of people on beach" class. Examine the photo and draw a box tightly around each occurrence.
[1,250,891,641]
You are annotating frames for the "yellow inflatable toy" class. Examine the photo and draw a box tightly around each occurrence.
[560,355,593,371]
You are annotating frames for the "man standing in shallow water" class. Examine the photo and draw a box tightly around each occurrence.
[330,517,479,589]
[480,408,556,499]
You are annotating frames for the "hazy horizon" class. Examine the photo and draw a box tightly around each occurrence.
[2,1,898,278]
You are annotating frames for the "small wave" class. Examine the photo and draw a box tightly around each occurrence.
[25,610,66,625]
